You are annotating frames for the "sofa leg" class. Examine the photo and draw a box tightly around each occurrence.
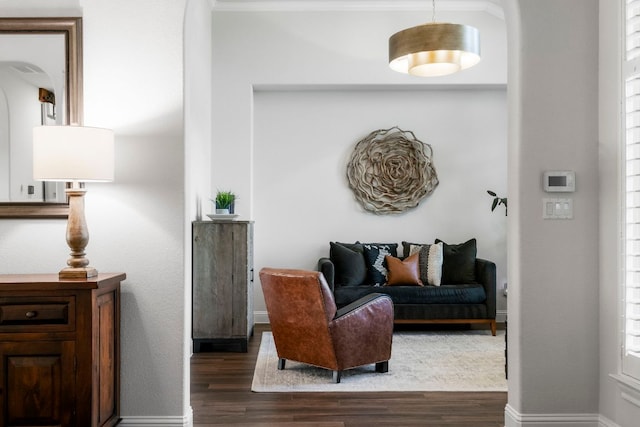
[375,361,389,373]
[333,370,341,383]
[490,320,497,336]
[278,358,286,370]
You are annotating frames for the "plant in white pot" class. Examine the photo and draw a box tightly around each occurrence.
[214,190,236,215]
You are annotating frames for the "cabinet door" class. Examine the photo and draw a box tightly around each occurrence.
[0,341,75,427]
[193,222,250,339]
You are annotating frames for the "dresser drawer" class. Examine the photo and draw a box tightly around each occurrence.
[0,296,75,331]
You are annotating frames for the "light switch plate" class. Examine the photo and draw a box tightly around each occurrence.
[543,198,573,219]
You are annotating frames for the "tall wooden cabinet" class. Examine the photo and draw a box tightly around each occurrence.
[0,272,124,427]
[192,220,254,352]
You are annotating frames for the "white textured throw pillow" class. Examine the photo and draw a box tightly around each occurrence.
[409,242,444,286]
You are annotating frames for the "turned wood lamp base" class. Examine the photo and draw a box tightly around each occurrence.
[59,186,99,280]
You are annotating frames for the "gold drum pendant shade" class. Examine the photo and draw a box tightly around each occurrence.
[389,22,481,77]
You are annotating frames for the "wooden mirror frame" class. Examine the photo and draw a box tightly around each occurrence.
[0,17,82,219]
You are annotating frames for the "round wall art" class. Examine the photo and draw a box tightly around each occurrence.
[346,127,439,214]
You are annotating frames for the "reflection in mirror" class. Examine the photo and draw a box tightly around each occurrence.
[0,17,82,218]
[0,35,65,203]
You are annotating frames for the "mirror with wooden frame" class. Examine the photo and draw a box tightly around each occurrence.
[0,17,82,218]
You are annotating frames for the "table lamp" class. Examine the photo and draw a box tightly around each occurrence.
[33,125,114,279]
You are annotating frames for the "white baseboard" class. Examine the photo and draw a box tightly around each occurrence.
[599,414,622,427]
[504,404,602,427]
[119,407,193,427]
[255,311,508,324]
[255,310,269,324]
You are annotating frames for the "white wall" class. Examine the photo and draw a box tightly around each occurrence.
[505,0,602,424]
[253,88,507,317]
[211,7,509,323]
[81,0,187,422]
[184,0,213,421]
[211,8,507,209]
[0,1,190,424]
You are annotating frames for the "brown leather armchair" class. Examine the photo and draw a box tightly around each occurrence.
[259,267,394,383]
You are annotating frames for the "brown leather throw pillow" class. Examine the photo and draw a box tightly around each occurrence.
[385,253,423,286]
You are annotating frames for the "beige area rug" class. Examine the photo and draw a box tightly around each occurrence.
[251,330,507,392]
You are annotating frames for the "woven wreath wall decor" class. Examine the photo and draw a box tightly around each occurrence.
[346,127,439,214]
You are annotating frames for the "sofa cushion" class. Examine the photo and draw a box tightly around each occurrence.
[362,243,398,286]
[329,242,366,287]
[385,253,423,286]
[333,283,487,307]
[435,238,477,284]
[401,241,443,286]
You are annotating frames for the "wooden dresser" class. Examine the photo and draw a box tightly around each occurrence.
[0,273,124,427]
[192,220,254,352]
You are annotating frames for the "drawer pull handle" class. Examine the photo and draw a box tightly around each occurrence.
[25,311,37,319]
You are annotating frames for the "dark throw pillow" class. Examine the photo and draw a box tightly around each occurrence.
[435,238,477,284]
[329,242,366,287]
[362,243,398,286]
[385,253,423,286]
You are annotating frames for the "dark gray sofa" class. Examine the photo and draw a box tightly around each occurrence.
[318,240,497,335]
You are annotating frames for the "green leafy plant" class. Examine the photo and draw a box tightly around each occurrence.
[214,190,236,209]
[487,190,507,216]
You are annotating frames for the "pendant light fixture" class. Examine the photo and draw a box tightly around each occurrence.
[389,0,481,77]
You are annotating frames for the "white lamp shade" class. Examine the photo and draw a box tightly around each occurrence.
[33,126,115,182]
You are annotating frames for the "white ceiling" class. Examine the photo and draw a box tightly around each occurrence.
[211,0,504,17]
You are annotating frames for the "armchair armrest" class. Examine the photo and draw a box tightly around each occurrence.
[334,293,391,319]
[475,258,497,318]
[330,293,393,334]
[329,293,394,367]
[318,257,335,292]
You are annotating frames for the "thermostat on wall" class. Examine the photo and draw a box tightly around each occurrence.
[543,171,575,192]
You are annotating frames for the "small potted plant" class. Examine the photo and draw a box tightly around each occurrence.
[214,190,236,215]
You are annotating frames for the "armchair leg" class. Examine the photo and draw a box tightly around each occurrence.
[278,358,286,370]
[333,370,341,383]
[375,361,389,373]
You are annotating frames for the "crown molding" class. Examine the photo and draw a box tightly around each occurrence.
[211,0,504,19]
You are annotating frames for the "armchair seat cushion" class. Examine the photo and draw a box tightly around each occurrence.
[333,283,487,307]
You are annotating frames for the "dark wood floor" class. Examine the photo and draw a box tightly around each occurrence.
[191,324,507,427]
